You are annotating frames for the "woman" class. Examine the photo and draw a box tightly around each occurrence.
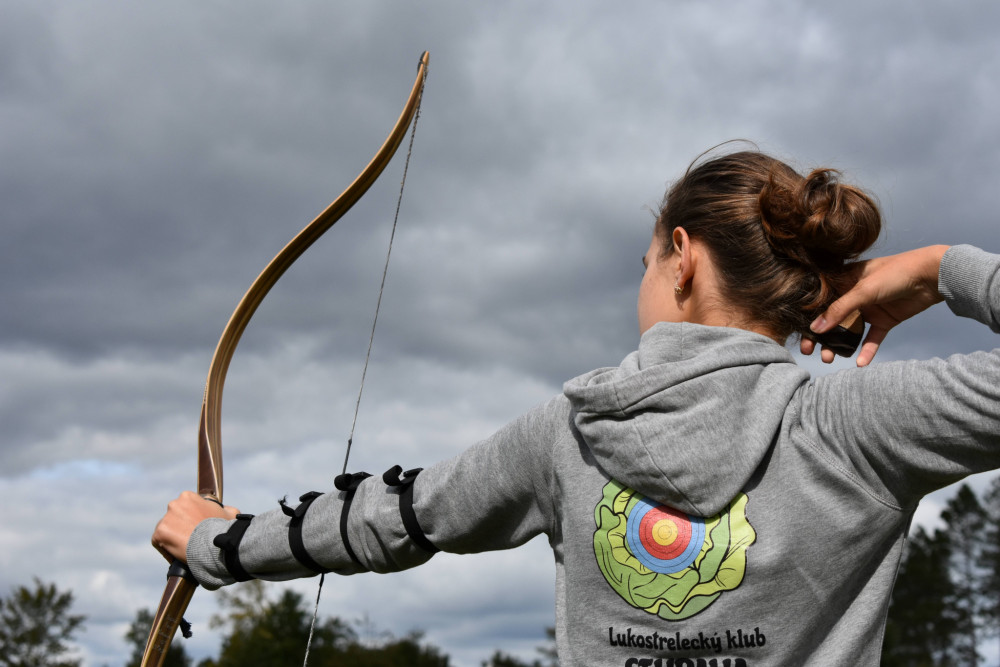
[154,149,1000,665]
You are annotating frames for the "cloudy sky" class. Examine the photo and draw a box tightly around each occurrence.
[3,2,999,665]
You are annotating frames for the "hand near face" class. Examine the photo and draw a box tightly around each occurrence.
[803,245,949,366]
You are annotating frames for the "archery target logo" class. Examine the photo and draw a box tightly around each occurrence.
[627,499,706,574]
[594,481,756,621]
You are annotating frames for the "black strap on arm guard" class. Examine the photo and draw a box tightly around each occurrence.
[332,472,373,568]
[279,492,329,574]
[382,465,439,554]
[212,513,256,582]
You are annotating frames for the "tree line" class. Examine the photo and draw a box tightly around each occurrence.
[4,476,999,666]
[882,478,1000,666]
[0,577,556,667]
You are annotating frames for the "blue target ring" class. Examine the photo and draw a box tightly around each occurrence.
[626,497,706,574]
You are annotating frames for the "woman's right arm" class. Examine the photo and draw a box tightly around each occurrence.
[805,245,951,366]
[800,245,1000,507]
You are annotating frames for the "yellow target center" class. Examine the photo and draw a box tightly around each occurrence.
[652,519,678,546]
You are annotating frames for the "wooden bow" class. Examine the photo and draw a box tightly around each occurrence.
[141,51,429,667]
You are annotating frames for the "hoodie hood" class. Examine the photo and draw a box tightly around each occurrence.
[563,321,809,517]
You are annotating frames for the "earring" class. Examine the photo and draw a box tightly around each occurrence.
[674,282,684,295]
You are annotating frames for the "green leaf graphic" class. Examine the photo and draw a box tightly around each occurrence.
[593,484,755,621]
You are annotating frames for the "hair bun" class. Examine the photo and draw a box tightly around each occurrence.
[759,167,880,270]
[657,148,883,340]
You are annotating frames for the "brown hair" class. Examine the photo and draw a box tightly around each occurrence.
[656,149,881,340]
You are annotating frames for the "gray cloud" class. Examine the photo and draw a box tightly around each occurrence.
[3,1,999,664]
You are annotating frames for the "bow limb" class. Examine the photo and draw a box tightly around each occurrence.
[141,51,429,667]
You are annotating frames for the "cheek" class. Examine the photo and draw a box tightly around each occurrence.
[637,274,656,330]
[639,269,660,304]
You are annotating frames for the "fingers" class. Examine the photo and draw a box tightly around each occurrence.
[152,516,187,563]
[800,338,838,364]
[855,326,889,367]
[804,246,950,367]
[151,535,174,564]
[152,491,239,564]
[800,337,816,356]
[811,290,869,335]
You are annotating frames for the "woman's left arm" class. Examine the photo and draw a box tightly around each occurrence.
[167,396,562,590]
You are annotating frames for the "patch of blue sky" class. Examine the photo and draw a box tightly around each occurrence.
[28,459,138,480]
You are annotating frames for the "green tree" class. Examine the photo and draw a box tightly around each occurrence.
[0,578,85,667]
[980,476,1000,654]
[481,627,558,667]
[200,579,453,665]
[881,526,958,666]
[537,626,558,667]
[209,580,353,667]
[941,484,988,666]
[340,631,450,667]
[481,650,541,667]
[124,609,191,667]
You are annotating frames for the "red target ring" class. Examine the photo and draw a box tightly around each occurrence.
[637,505,692,561]
[626,497,707,574]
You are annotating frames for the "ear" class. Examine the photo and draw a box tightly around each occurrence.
[672,227,695,293]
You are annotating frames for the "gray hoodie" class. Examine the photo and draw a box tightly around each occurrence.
[188,244,1000,666]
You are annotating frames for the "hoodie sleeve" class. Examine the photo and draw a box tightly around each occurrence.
[186,395,562,589]
[795,245,1000,509]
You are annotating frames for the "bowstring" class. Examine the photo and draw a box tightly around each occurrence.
[301,64,427,667]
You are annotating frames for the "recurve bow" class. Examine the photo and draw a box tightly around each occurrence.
[141,51,429,667]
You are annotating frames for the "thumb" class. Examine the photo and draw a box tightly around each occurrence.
[810,289,868,335]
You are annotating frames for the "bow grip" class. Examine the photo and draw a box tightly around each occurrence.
[140,562,198,667]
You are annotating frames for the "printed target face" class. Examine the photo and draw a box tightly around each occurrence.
[594,481,755,620]
[625,498,706,574]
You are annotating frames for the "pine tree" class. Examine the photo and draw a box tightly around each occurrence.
[882,526,958,666]
[980,476,1000,656]
[941,483,988,666]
